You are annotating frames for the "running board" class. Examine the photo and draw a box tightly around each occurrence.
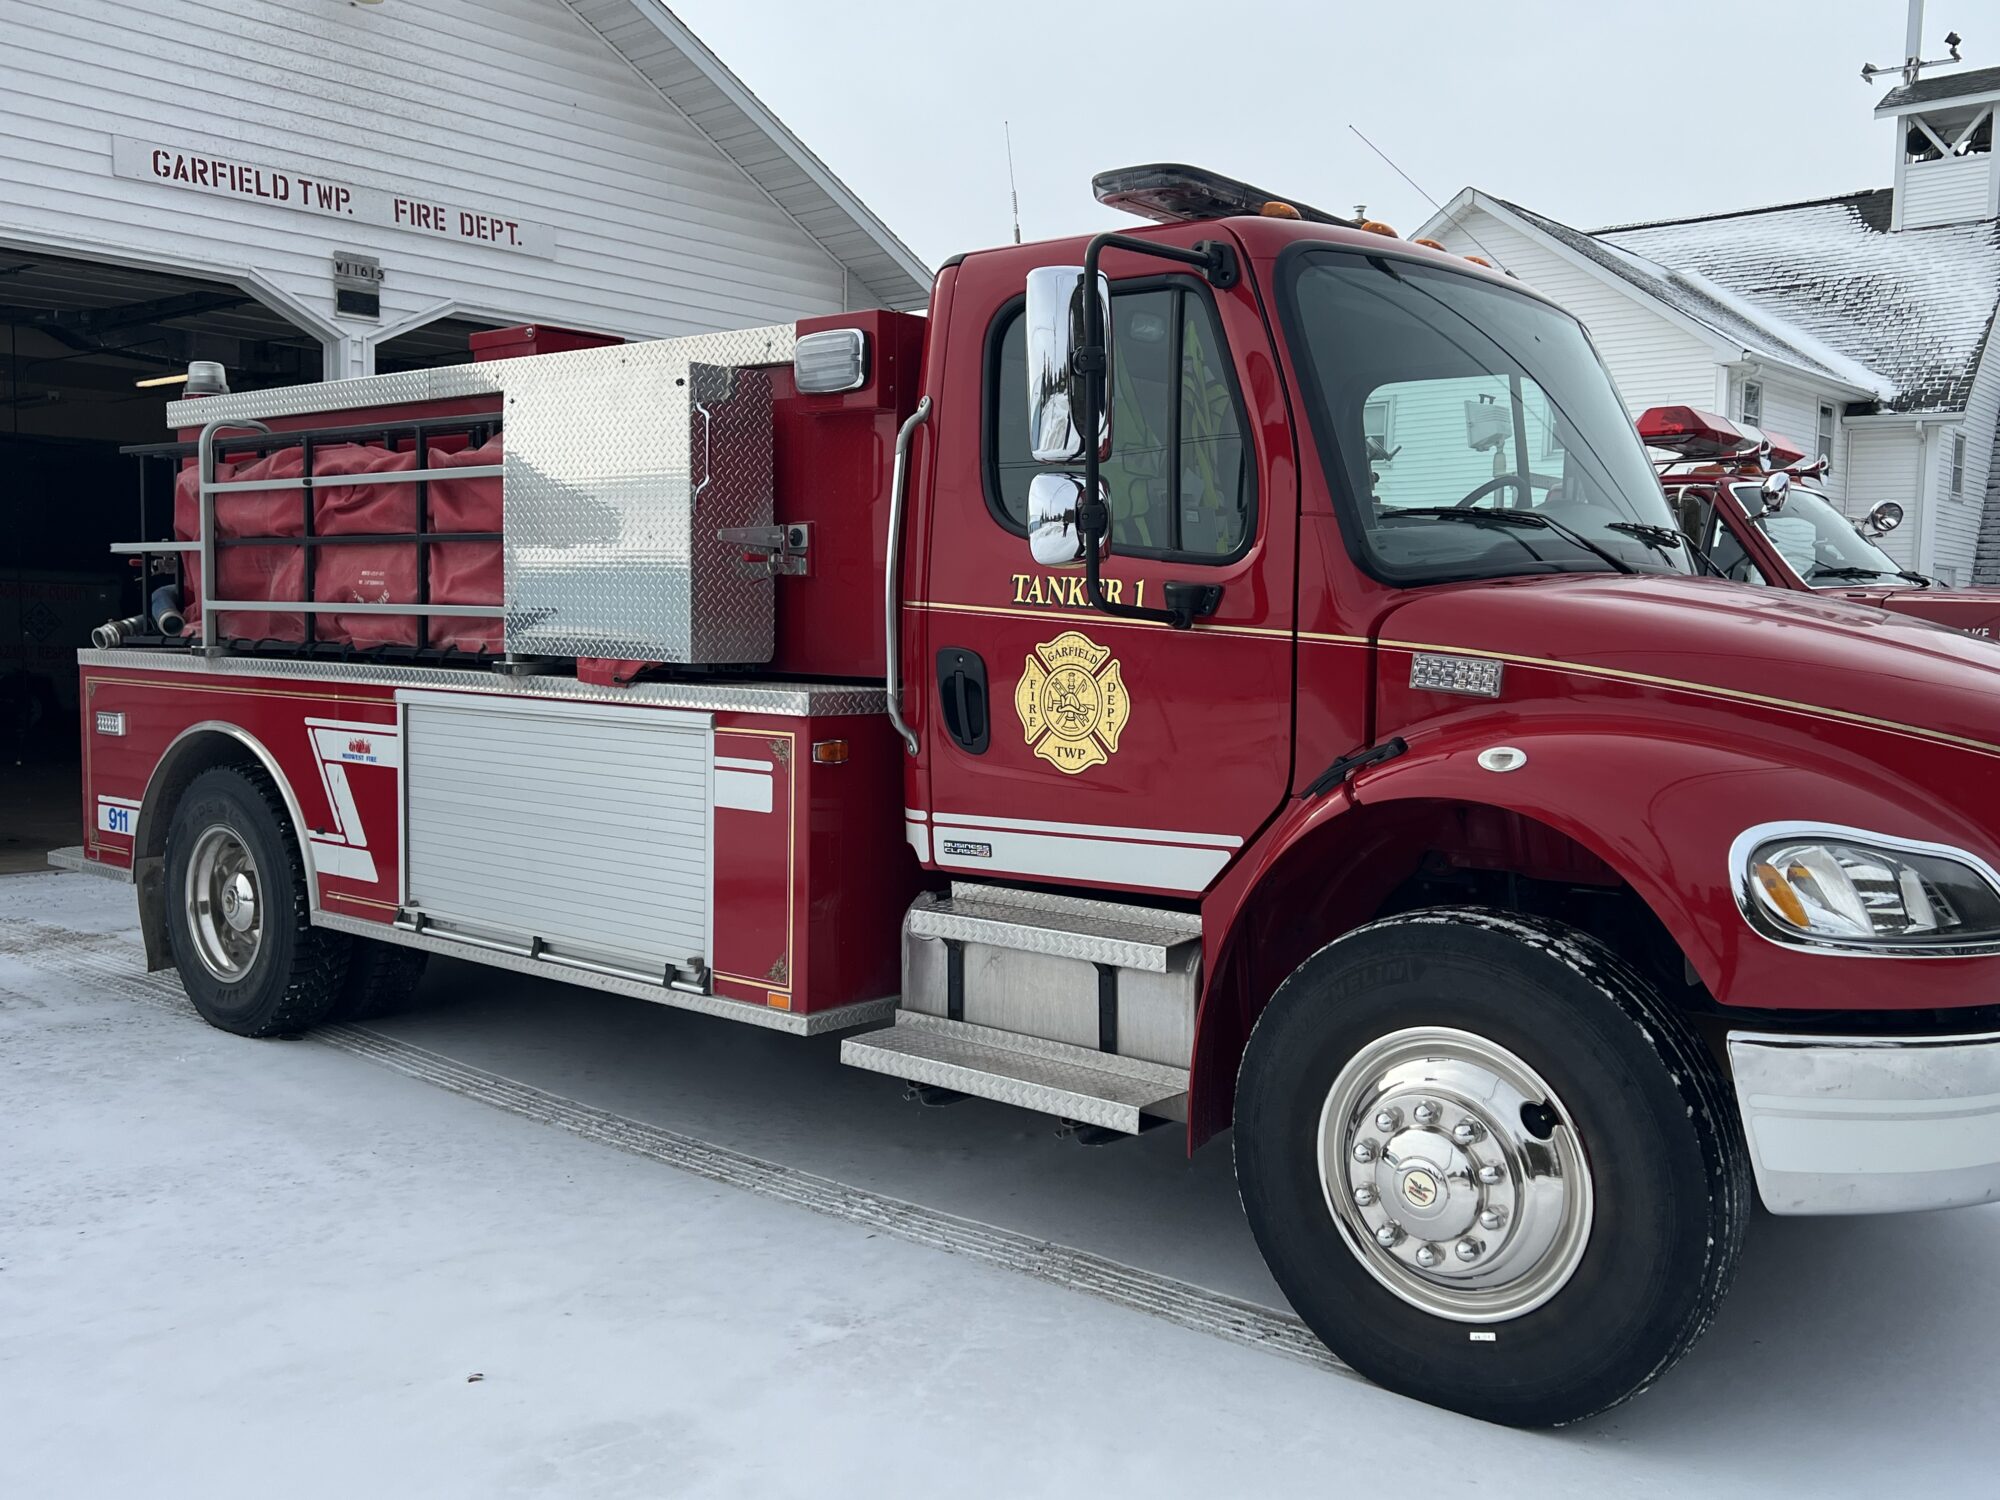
[840,1012,1190,1134]
[907,884,1201,972]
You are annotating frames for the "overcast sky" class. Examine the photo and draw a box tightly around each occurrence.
[667,0,1946,270]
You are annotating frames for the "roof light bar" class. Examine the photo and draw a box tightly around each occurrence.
[1091,164,1358,228]
[1636,404,1753,460]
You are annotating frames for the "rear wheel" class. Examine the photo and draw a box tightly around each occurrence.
[164,766,350,1037]
[326,941,429,1024]
[1234,908,1748,1427]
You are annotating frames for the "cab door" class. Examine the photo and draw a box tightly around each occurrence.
[909,238,1297,900]
[1669,482,1778,587]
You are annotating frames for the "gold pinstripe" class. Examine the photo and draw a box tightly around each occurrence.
[1377,640,2000,761]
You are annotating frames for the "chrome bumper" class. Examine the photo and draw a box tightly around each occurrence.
[1727,1029,2000,1215]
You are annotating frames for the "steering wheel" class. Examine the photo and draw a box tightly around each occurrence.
[1454,475,1529,509]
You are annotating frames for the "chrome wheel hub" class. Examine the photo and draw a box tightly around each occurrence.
[1318,1026,1593,1322]
[185,825,264,982]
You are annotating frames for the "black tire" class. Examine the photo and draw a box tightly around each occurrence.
[163,766,350,1037]
[325,940,429,1024]
[1234,907,1749,1427]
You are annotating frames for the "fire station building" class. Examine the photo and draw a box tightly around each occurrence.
[0,0,925,756]
[1422,63,2000,587]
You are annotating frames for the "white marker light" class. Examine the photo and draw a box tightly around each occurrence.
[793,328,868,394]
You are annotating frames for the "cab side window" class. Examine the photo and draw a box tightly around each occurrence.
[989,280,1254,560]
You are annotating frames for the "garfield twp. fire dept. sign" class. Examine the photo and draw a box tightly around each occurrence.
[111,137,556,259]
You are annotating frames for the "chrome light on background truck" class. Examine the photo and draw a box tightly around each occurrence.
[1024,265,1112,463]
[1732,823,2000,955]
[1862,499,1905,538]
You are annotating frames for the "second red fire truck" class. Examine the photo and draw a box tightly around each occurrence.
[1645,403,2000,636]
[70,165,2000,1427]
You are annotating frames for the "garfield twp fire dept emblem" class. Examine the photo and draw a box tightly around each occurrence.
[1015,631,1130,775]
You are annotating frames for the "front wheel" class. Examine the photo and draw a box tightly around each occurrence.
[164,766,350,1037]
[1234,908,1749,1427]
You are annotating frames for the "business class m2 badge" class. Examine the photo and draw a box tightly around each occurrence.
[1015,631,1131,775]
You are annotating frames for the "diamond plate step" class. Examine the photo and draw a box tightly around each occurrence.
[906,884,1202,973]
[840,1012,1190,1134]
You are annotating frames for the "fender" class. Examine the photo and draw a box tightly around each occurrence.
[1188,710,2000,1147]
[129,720,321,970]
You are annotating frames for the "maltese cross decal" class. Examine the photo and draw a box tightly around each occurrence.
[1014,630,1131,775]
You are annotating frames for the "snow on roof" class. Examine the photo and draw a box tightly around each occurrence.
[1488,195,1899,399]
[1875,64,2000,113]
[1598,193,2000,413]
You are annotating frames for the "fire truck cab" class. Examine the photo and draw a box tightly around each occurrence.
[1647,403,2000,637]
[72,166,2000,1427]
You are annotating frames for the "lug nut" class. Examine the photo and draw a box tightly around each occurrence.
[1354,1184,1379,1208]
[1376,1223,1405,1248]
[1452,1119,1486,1145]
[1455,1238,1483,1263]
[1413,1102,1441,1126]
[1478,1208,1506,1231]
[1414,1243,1442,1269]
[1353,1139,1378,1164]
[1477,1164,1504,1185]
[1374,1107,1403,1134]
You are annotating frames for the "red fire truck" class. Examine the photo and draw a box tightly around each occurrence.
[1646,404,2000,636]
[71,165,2000,1426]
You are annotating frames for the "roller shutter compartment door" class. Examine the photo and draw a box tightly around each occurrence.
[400,694,712,977]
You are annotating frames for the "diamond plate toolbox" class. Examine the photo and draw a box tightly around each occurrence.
[500,326,795,664]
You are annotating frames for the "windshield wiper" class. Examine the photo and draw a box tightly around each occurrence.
[1897,570,1936,588]
[1392,507,1637,575]
[1807,565,1895,582]
[1604,521,1722,577]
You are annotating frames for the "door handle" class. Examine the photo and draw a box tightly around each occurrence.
[935,647,990,754]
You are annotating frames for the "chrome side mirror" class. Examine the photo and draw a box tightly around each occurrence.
[1863,499,1904,536]
[1025,265,1112,463]
[1027,473,1109,567]
[1760,471,1790,510]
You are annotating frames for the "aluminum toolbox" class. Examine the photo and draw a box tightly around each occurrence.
[169,325,797,666]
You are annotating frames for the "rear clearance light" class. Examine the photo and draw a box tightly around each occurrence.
[1091,163,1357,227]
[1636,405,1752,460]
[793,328,868,394]
[811,739,850,764]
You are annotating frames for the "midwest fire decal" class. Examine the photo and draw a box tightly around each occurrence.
[1015,631,1130,775]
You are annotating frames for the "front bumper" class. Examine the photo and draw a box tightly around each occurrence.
[1727,1029,2000,1215]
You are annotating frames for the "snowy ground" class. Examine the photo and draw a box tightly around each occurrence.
[4,869,1996,1498]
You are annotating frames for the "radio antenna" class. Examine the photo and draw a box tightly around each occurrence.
[1004,120,1023,244]
[1348,124,1503,267]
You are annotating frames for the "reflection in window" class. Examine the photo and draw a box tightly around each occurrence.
[993,285,1252,558]
[1363,375,1575,515]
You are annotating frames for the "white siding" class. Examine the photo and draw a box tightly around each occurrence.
[1740,374,1848,506]
[1900,154,1997,230]
[1844,425,1925,568]
[1973,342,2000,584]
[1925,420,1979,582]
[0,0,853,374]
[1432,210,1721,414]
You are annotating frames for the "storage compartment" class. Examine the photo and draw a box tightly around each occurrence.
[400,691,712,981]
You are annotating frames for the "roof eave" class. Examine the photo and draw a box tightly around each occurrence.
[567,0,932,310]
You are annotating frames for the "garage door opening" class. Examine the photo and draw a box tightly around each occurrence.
[1,250,324,869]
[374,313,510,374]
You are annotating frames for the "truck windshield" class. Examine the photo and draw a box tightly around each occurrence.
[1727,483,1908,588]
[1279,248,1690,584]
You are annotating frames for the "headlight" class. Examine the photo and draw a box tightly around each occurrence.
[1733,824,2000,954]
